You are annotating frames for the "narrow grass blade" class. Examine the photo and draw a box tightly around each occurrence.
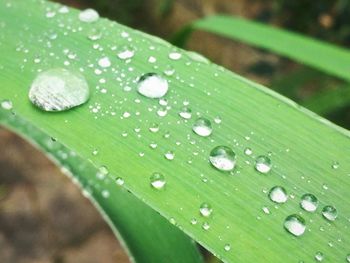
[1,1,350,263]
[173,15,350,82]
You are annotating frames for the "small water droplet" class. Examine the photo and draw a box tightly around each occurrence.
[202,222,210,231]
[137,73,168,98]
[98,57,111,68]
[101,189,110,198]
[169,52,182,60]
[315,251,324,262]
[199,203,213,217]
[164,151,175,160]
[331,161,339,169]
[209,146,236,171]
[79,8,99,23]
[190,218,197,225]
[269,186,288,204]
[346,254,350,263]
[150,172,166,189]
[96,166,109,180]
[214,116,222,124]
[29,68,89,111]
[149,123,160,133]
[300,193,318,212]
[117,47,135,60]
[244,148,253,156]
[1,99,13,110]
[192,117,212,137]
[224,244,231,252]
[284,214,306,236]
[179,107,192,119]
[115,177,124,186]
[255,155,272,174]
[322,205,337,221]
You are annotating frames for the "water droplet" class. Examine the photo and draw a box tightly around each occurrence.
[29,68,89,111]
[322,205,337,221]
[149,123,160,133]
[268,186,288,204]
[179,107,192,119]
[150,172,166,189]
[284,214,306,236]
[224,244,231,252]
[169,52,182,60]
[346,254,350,263]
[331,161,339,169]
[79,8,99,23]
[199,203,213,217]
[300,193,318,212]
[315,251,324,262]
[244,148,253,156]
[98,57,111,68]
[190,218,197,225]
[115,177,124,186]
[137,73,168,98]
[102,190,110,198]
[192,117,212,137]
[209,146,236,171]
[1,99,13,110]
[164,151,175,160]
[202,222,210,231]
[255,155,272,174]
[96,166,109,180]
[214,116,222,124]
[117,47,135,60]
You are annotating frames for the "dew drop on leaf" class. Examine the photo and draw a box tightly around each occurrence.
[98,57,111,68]
[192,117,212,137]
[255,155,272,174]
[199,202,213,217]
[202,222,210,231]
[117,47,135,60]
[96,165,109,180]
[300,193,318,212]
[1,99,13,110]
[315,251,324,262]
[150,172,166,189]
[168,52,182,60]
[164,151,175,160]
[209,146,236,172]
[79,8,99,23]
[28,68,90,112]
[268,186,288,204]
[224,244,231,252]
[179,107,192,119]
[137,73,168,98]
[346,254,350,262]
[115,177,125,186]
[322,205,337,221]
[284,214,306,237]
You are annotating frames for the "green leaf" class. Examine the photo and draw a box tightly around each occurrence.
[1,1,350,263]
[172,15,350,82]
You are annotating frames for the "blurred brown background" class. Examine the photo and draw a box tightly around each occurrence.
[1,0,350,262]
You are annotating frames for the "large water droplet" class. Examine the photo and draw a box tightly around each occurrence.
[300,193,318,212]
[79,9,99,23]
[29,68,89,111]
[117,47,135,60]
[284,214,306,236]
[315,251,324,262]
[268,186,288,204]
[137,73,168,99]
[255,155,272,174]
[322,205,337,221]
[209,146,236,172]
[150,172,166,189]
[192,117,212,137]
[199,202,213,217]
[1,99,13,110]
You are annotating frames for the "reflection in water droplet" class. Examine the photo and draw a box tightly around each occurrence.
[322,205,337,221]
[137,73,168,98]
[29,68,89,111]
[269,186,288,204]
[284,214,306,236]
[315,251,324,262]
[255,155,272,174]
[79,8,99,23]
[1,99,13,110]
[209,146,236,171]
[150,172,166,189]
[300,193,318,212]
[192,117,212,137]
[199,203,212,217]
[179,107,192,119]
